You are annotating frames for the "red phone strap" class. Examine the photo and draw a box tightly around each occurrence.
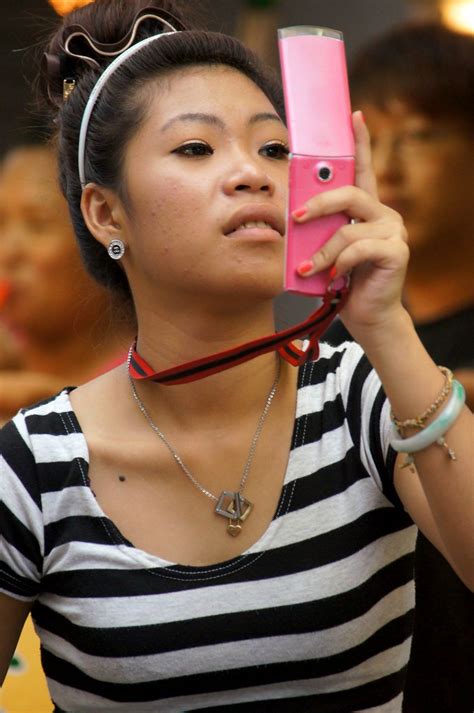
[129,285,348,385]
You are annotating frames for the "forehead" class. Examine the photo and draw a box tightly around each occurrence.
[141,64,280,128]
[0,150,63,209]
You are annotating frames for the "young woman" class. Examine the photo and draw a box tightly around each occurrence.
[0,2,472,711]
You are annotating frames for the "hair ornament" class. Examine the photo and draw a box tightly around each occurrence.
[63,77,76,101]
[78,11,183,188]
[63,7,184,68]
[42,7,186,106]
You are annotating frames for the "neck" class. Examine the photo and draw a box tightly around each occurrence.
[131,298,281,427]
[404,257,474,323]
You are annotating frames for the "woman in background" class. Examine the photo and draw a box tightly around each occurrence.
[0,143,132,423]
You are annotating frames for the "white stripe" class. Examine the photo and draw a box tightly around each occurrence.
[36,581,412,683]
[43,486,103,525]
[28,432,88,464]
[41,527,415,628]
[249,475,393,553]
[18,389,72,417]
[285,421,354,483]
[44,540,174,574]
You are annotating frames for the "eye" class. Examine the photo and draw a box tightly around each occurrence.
[172,141,214,157]
[260,142,290,160]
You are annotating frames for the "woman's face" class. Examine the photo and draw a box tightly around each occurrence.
[116,65,289,314]
[360,99,474,257]
[0,147,107,345]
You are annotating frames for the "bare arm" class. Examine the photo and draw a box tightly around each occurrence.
[0,593,32,685]
[295,112,474,589]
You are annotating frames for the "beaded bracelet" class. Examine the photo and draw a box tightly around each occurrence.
[391,366,453,431]
[390,380,466,468]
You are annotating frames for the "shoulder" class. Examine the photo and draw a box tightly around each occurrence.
[299,339,367,391]
[0,388,84,471]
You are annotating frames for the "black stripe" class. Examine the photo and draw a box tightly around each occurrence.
[44,516,124,556]
[299,348,346,388]
[41,507,413,595]
[24,411,74,437]
[285,447,370,513]
[40,611,411,703]
[369,386,403,509]
[292,395,345,448]
[37,458,90,492]
[0,421,42,510]
[345,353,372,455]
[1,502,42,571]
[0,561,40,598]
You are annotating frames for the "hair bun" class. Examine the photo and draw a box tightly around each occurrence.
[41,0,189,108]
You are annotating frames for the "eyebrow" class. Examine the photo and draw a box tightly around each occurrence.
[160,112,283,132]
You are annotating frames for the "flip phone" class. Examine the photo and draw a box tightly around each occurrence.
[278,26,355,295]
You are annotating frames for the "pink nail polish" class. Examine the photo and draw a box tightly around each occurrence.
[329,265,338,280]
[292,206,308,219]
[297,260,314,276]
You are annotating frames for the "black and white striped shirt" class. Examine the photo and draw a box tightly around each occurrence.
[0,342,416,712]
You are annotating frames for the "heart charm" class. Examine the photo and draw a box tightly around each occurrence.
[227,520,242,537]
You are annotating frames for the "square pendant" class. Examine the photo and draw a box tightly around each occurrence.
[215,491,253,522]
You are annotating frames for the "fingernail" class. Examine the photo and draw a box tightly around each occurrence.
[329,265,338,280]
[292,206,308,220]
[358,110,365,124]
[297,260,314,276]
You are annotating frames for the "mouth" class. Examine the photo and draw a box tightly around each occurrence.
[223,206,285,240]
[0,280,12,309]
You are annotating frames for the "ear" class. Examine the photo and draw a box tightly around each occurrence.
[80,183,127,250]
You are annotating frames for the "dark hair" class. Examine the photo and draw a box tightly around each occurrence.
[41,0,284,301]
[349,22,474,126]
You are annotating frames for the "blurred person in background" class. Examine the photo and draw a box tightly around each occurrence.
[0,143,133,712]
[324,22,474,712]
[0,143,134,425]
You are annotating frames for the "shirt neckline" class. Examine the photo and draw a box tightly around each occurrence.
[57,367,305,579]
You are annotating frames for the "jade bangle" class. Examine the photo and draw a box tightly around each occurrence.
[390,380,466,454]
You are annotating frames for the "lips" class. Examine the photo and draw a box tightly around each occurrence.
[223,205,285,238]
[0,280,12,309]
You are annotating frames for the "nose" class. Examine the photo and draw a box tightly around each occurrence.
[371,134,402,185]
[0,221,26,270]
[222,155,276,197]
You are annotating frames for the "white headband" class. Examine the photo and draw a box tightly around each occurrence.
[78,26,179,188]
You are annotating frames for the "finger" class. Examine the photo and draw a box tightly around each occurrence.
[352,110,379,199]
[331,237,409,279]
[292,184,397,225]
[296,219,406,276]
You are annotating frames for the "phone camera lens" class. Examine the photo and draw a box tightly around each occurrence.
[318,165,332,182]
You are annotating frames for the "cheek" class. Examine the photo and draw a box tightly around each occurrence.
[133,178,213,256]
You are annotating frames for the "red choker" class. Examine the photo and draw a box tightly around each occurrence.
[128,285,348,385]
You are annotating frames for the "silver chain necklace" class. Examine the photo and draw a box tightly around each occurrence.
[127,349,281,536]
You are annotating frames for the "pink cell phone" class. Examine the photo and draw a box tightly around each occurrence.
[278,26,355,295]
